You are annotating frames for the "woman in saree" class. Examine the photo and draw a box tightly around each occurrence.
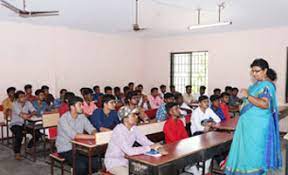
[225,58,282,175]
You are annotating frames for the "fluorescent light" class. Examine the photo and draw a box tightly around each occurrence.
[187,21,232,30]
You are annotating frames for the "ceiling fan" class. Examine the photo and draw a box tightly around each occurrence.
[133,0,146,32]
[1,0,59,17]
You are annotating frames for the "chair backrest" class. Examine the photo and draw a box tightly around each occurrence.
[42,113,60,128]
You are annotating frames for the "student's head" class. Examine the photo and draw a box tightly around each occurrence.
[126,91,139,105]
[15,90,26,103]
[225,86,233,95]
[104,86,113,95]
[164,93,175,103]
[213,88,221,96]
[68,96,83,114]
[93,85,100,94]
[114,87,121,97]
[64,92,75,103]
[41,85,50,95]
[35,89,45,101]
[128,82,134,91]
[118,106,139,125]
[102,94,116,110]
[136,84,143,92]
[185,85,192,94]
[174,93,184,105]
[250,58,277,82]
[232,88,239,97]
[60,89,67,98]
[82,88,93,102]
[170,85,176,93]
[166,102,180,118]
[160,85,167,94]
[6,87,16,98]
[150,87,159,97]
[198,95,209,109]
[199,86,206,95]
[24,84,33,95]
[80,87,87,96]
[123,86,130,96]
[220,92,230,104]
[210,95,220,108]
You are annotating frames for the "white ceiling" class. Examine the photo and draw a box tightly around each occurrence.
[1,0,288,37]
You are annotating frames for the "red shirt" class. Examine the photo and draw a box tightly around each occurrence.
[26,94,37,102]
[220,102,231,120]
[163,116,188,144]
[59,103,69,117]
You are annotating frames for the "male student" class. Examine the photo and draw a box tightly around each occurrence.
[32,89,50,117]
[190,95,221,136]
[41,85,55,107]
[220,92,231,120]
[24,84,37,102]
[58,92,75,117]
[114,86,124,108]
[210,95,226,121]
[169,85,179,96]
[128,82,135,91]
[90,94,120,132]
[105,106,165,175]
[213,88,221,96]
[53,89,67,109]
[156,93,175,122]
[148,87,163,109]
[125,91,149,122]
[10,91,37,160]
[229,87,242,107]
[193,86,207,103]
[92,85,103,102]
[159,84,167,99]
[104,86,113,95]
[175,93,193,116]
[2,87,16,119]
[183,85,195,105]
[56,96,99,175]
[82,88,97,117]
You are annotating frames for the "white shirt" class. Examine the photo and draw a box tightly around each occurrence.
[183,93,194,104]
[179,102,193,116]
[190,107,221,135]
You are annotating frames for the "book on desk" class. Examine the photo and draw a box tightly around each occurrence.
[144,149,162,157]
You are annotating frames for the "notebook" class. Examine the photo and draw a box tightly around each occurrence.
[144,149,162,157]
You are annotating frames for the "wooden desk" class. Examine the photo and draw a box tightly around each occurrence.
[127,132,233,175]
[213,117,239,131]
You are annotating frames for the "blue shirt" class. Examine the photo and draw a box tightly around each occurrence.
[32,100,49,117]
[210,106,225,121]
[156,103,167,122]
[93,93,103,102]
[53,98,62,108]
[89,108,120,132]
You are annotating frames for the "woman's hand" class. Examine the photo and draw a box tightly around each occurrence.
[241,89,249,98]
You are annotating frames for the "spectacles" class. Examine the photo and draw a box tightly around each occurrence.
[251,69,262,73]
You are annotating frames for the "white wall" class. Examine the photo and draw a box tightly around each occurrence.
[142,27,288,104]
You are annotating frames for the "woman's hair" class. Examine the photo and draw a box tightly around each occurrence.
[250,58,277,81]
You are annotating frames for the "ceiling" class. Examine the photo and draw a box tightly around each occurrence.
[1,0,288,37]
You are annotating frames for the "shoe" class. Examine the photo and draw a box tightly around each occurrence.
[15,153,22,161]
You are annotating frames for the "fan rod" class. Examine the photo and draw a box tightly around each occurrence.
[135,0,138,24]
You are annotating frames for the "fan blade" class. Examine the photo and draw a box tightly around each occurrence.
[1,0,22,13]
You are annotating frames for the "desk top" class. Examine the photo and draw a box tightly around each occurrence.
[71,138,96,148]
[213,117,239,131]
[26,116,42,122]
[127,131,233,166]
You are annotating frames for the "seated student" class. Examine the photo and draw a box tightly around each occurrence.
[219,92,231,120]
[121,86,130,104]
[159,84,167,99]
[175,93,193,116]
[224,86,233,96]
[128,82,135,91]
[53,89,67,109]
[105,106,164,175]
[125,91,149,122]
[56,96,99,175]
[104,86,113,95]
[41,85,55,107]
[148,87,163,109]
[213,88,221,96]
[229,87,242,108]
[92,85,103,103]
[32,89,50,117]
[2,87,16,119]
[183,85,195,105]
[114,86,124,108]
[156,93,175,122]
[82,88,97,117]
[169,85,179,96]
[58,92,75,117]
[24,84,37,102]
[90,94,120,132]
[10,91,37,160]
[163,102,188,144]
[193,86,207,103]
[137,90,151,111]
[210,95,226,121]
[190,95,221,136]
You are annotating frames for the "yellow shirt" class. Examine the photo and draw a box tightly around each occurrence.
[2,97,13,112]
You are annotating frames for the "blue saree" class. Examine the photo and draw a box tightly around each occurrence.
[225,81,282,175]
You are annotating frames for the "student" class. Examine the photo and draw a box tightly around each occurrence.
[90,94,120,132]
[24,84,37,102]
[229,87,242,107]
[210,95,226,121]
[175,93,193,116]
[125,91,149,123]
[220,92,231,120]
[183,85,194,105]
[105,106,165,175]
[163,102,188,144]
[114,86,124,108]
[159,84,167,99]
[135,84,143,92]
[10,91,37,160]
[156,93,175,122]
[41,85,55,107]
[128,82,135,91]
[104,86,113,95]
[169,85,178,95]
[2,87,16,119]
[224,86,233,96]
[122,86,130,104]
[56,96,99,175]
[148,87,163,109]
[82,88,97,117]
[190,95,221,136]
[32,89,50,117]
[137,90,151,110]
[53,89,67,109]
[193,86,207,102]
[59,92,75,117]
[213,88,221,96]
[92,85,103,102]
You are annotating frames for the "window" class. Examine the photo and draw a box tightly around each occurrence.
[170,51,208,94]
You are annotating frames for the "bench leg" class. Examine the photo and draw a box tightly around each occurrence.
[61,162,64,175]
[1,126,3,144]
[50,157,54,175]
